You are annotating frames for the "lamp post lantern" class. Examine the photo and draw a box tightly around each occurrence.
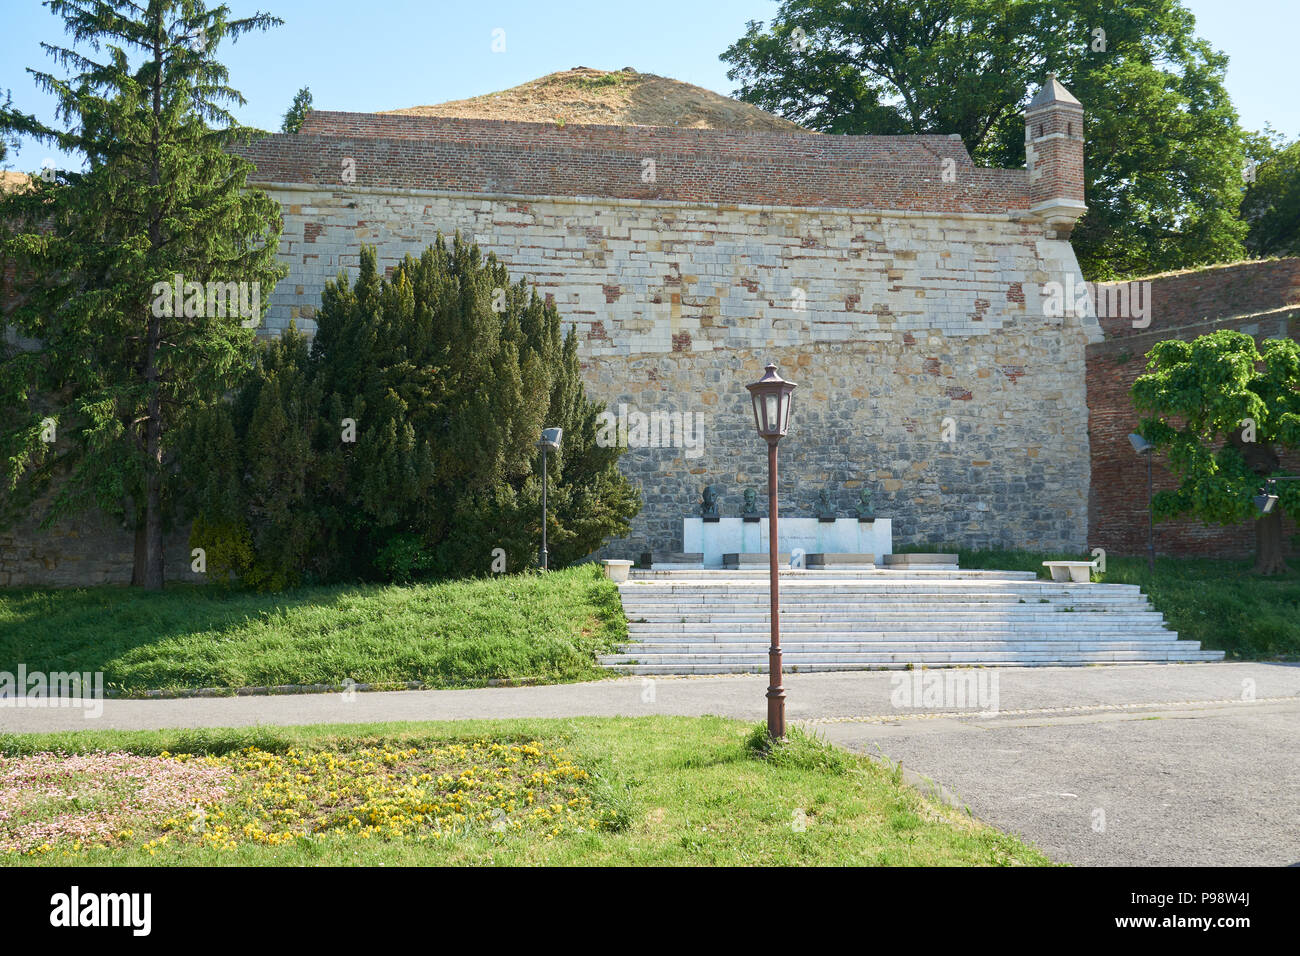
[746,363,797,740]
[1128,432,1155,572]
[537,428,563,570]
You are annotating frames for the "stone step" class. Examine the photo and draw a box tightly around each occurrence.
[621,604,1154,615]
[623,630,1178,643]
[608,567,1212,671]
[625,608,1160,621]
[619,581,1142,592]
[628,569,1041,581]
[603,655,1211,671]
[619,592,1145,605]
[603,655,1225,674]
[627,610,1166,622]
[627,618,1174,631]
[608,638,1193,655]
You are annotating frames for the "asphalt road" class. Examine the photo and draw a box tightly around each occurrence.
[2,662,1296,866]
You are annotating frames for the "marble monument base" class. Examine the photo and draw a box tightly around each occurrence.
[683,517,892,569]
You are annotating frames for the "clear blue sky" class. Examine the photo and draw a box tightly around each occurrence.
[1,0,1291,171]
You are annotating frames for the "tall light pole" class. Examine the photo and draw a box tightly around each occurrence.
[1128,432,1155,572]
[537,427,562,570]
[746,363,797,740]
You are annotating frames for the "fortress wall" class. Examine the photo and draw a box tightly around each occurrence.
[3,111,1098,584]
[262,183,1095,556]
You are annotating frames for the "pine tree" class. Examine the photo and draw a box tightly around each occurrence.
[280,86,312,134]
[0,0,286,589]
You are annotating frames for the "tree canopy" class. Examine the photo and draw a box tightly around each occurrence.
[721,0,1249,280]
[0,0,286,589]
[1242,132,1300,258]
[1133,330,1300,574]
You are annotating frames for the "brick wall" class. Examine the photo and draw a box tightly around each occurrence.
[235,112,1030,215]
[1086,259,1300,559]
[1095,258,1300,340]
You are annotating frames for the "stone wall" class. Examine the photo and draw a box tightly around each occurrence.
[594,333,1092,558]
[259,182,1097,556]
[0,491,198,588]
[4,97,1101,583]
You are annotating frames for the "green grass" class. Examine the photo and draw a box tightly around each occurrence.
[903,546,1300,661]
[0,565,625,693]
[0,717,1053,867]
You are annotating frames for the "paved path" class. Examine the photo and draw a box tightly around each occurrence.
[3,662,1296,866]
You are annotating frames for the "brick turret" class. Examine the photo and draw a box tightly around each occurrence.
[1025,73,1086,238]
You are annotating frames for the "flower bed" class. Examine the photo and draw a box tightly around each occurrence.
[2,739,619,858]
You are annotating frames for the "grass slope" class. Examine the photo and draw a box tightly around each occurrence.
[0,565,625,693]
[0,717,1052,867]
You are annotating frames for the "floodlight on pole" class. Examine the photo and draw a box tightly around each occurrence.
[1128,433,1156,571]
[536,428,562,570]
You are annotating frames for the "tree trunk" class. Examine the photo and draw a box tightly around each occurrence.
[138,22,166,592]
[142,390,165,590]
[131,521,147,587]
[1254,507,1288,575]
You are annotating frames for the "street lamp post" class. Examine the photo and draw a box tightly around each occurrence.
[746,363,797,740]
[537,428,563,570]
[1128,433,1155,571]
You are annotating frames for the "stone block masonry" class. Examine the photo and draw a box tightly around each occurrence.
[258,179,1097,557]
[0,485,200,588]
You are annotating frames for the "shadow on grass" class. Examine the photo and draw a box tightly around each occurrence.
[0,566,625,691]
[0,583,358,680]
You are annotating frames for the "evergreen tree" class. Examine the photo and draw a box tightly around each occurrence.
[0,0,286,589]
[280,86,312,133]
[196,238,640,586]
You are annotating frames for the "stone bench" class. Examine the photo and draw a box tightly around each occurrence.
[882,553,959,570]
[1042,560,1096,583]
[805,553,875,569]
[722,552,792,569]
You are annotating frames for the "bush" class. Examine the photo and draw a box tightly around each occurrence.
[184,237,640,587]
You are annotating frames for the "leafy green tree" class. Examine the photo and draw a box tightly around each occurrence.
[1242,133,1300,258]
[280,86,312,133]
[194,239,640,587]
[721,0,1248,279]
[0,0,285,589]
[1133,331,1300,574]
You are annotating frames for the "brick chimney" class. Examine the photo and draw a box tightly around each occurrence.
[1024,73,1086,238]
